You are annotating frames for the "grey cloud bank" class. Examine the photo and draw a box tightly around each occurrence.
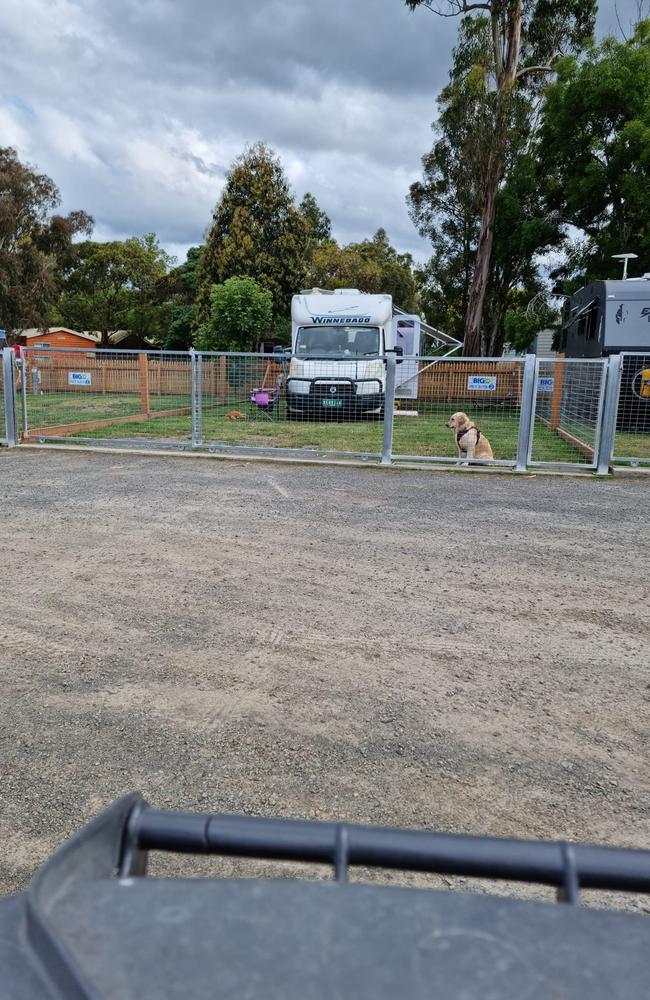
[0,0,641,266]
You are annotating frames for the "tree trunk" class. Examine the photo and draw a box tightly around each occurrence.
[487,294,507,357]
[463,173,499,356]
[462,1,523,356]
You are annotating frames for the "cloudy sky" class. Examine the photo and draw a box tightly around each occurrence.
[0,0,643,266]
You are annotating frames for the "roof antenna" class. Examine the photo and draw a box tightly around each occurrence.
[612,253,638,280]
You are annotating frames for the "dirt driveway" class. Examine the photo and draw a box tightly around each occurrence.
[1,450,648,908]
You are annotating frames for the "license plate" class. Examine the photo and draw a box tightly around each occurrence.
[322,398,343,407]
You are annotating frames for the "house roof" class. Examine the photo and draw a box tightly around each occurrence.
[22,328,98,343]
[103,330,154,346]
[21,329,155,348]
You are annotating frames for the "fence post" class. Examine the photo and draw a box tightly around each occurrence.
[549,353,565,430]
[2,349,18,447]
[190,349,197,447]
[381,351,397,466]
[218,355,227,403]
[20,348,28,439]
[196,353,203,446]
[596,354,622,476]
[138,352,150,416]
[515,354,537,473]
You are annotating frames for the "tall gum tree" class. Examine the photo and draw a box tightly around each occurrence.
[405,0,596,354]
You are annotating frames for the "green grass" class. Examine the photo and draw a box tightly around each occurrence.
[28,391,650,464]
[22,388,650,465]
[613,430,650,462]
[26,391,191,425]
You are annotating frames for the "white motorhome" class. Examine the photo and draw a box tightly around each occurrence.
[288,289,396,418]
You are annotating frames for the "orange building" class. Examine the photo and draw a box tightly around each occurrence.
[19,328,98,349]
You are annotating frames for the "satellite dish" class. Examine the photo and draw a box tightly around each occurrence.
[612,253,638,280]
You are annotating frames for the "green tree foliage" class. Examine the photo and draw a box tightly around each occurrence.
[195,276,273,352]
[0,147,92,332]
[299,192,332,243]
[503,294,560,352]
[196,143,310,325]
[56,234,173,345]
[405,1,596,354]
[309,229,419,311]
[487,154,561,354]
[159,246,203,350]
[539,21,650,288]
[410,18,560,354]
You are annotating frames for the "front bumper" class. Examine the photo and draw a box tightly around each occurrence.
[286,377,384,417]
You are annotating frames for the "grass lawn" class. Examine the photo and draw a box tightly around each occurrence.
[23,389,650,465]
[26,392,191,426]
[613,430,650,462]
[22,392,590,463]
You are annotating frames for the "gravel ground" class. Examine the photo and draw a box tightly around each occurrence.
[1,449,649,911]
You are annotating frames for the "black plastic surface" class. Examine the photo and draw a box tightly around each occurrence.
[0,794,648,999]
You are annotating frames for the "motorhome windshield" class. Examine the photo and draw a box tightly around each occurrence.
[296,326,380,357]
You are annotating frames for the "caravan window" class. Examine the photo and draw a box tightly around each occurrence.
[585,306,598,341]
[296,326,380,357]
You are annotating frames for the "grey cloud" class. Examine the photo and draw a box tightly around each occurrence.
[177,152,225,177]
[0,0,639,269]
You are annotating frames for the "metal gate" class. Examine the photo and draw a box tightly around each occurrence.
[612,352,650,467]
[527,358,608,470]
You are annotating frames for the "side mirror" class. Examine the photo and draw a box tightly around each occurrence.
[394,346,404,364]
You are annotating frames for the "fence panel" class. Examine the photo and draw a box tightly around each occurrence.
[389,356,524,466]
[529,358,607,468]
[21,347,193,447]
[612,353,650,466]
[196,352,385,459]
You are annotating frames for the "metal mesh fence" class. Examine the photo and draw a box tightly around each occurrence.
[196,352,384,458]
[389,356,524,465]
[16,346,622,470]
[0,351,5,444]
[20,348,386,459]
[21,348,193,446]
[612,353,650,466]
[529,359,607,467]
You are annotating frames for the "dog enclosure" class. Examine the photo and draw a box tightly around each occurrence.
[4,345,646,473]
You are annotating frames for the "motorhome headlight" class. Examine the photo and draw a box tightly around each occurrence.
[366,360,383,378]
[289,359,305,375]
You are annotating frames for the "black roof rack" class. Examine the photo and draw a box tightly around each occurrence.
[121,802,650,905]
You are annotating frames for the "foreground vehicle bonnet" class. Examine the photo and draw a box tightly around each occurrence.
[1,794,649,999]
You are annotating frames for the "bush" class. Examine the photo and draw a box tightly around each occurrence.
[195,276,273,351]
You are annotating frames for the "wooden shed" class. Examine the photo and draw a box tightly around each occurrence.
[20,328,98,350]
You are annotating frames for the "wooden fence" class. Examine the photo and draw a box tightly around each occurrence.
[415,361,522,403]
[26,354,193,397]
[241,359,524,404]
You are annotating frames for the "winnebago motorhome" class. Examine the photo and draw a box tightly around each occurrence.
[288,289,396,418]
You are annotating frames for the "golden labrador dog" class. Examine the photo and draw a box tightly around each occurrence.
[446,411,493,463]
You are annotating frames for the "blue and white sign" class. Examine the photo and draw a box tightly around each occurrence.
[537,376,554,392]
[467,375,496,392]
[68,371,92,386]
